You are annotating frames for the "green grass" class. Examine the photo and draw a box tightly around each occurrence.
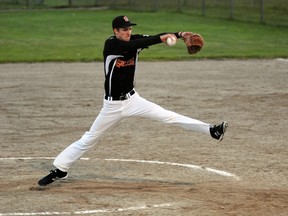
[0,9,287,63]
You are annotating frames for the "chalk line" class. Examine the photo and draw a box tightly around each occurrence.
[276,58,288,62]
[0,203,173,216]
[0,156,240,180]
[103,158,240,180]
[0,157,90,161]
[0,157,240,215]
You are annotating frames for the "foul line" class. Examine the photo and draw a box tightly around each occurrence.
[0,157,240,180]
[276,58,288,62]
[0,157,240,215]
[0,157,90,161]
[103,158,240,180]
[0,203,172,216]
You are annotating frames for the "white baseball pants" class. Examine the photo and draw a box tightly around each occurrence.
[53,91,211,172]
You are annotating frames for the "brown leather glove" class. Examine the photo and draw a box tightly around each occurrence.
[182,32,204,54]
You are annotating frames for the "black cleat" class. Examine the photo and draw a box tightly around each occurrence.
[38,169,68,186]
[210,121,228,141]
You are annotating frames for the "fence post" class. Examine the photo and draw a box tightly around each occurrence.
[178,0,181,12]
[230,0,234,19]
[260,0,265,24]
[202,0,206,16]
[152,0,158,11]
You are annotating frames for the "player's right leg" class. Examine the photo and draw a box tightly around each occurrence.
[38,100,123,186]
[38,169,68,186]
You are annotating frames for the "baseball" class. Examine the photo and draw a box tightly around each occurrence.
[166,36,177,46]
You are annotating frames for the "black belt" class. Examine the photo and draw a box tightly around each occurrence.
[105,89,135,101]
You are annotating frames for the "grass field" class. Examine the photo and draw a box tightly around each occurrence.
[0,9,288,62]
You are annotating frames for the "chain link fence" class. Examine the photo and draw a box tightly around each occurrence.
[0,0,287,27]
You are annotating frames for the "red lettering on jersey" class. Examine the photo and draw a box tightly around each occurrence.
[115,58,135,68]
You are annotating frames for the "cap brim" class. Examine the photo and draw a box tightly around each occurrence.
[123,23,137,28]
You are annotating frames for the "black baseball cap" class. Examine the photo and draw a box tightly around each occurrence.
[112,15,137,29]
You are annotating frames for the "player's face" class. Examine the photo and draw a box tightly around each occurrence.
[114,26,132,41]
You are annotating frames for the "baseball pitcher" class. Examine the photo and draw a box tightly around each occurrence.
[38,15,228,186]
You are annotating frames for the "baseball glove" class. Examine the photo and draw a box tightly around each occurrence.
[182,32,204,54]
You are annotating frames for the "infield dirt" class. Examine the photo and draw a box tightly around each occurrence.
[0,60,287,215]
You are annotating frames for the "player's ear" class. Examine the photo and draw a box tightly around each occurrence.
[113,28,119,35]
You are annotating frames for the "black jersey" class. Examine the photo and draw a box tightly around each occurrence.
[103,34,162,97]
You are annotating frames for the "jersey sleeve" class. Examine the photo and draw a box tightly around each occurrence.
[103,32,181,57]
[104,34,162,55]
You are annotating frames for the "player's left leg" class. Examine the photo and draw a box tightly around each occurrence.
[122,93,211,134]
[122,93,227,140]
